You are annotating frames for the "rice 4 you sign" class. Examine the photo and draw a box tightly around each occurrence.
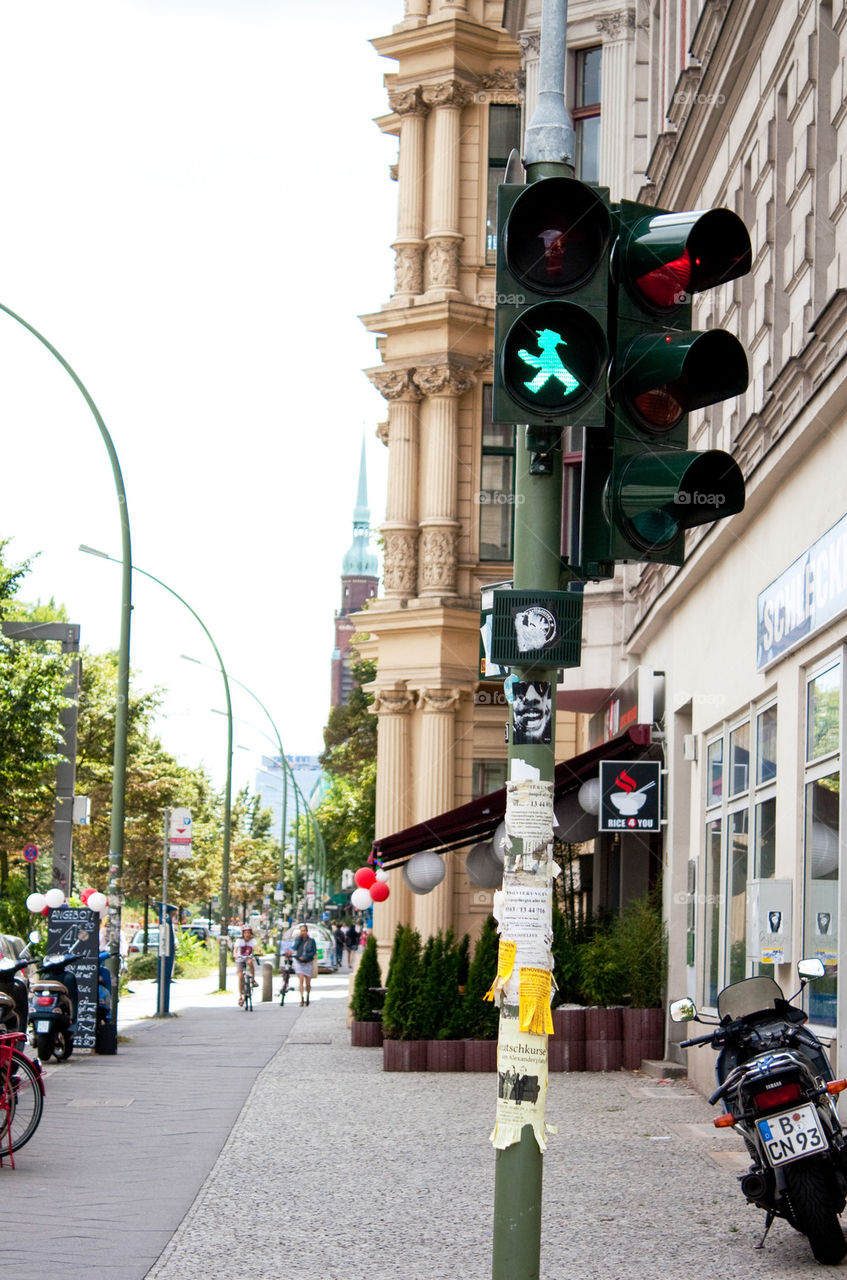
[598,761,662,832]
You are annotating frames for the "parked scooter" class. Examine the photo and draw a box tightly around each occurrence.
[0,932,38,1034]
[28,942,81,1063]
[671,958,847,1264]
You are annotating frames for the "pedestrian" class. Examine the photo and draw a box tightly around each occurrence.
[333,923,345,969]
[345,921,360,969]
[292,924,317,1006]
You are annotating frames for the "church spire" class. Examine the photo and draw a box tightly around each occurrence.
[342,437,378,577]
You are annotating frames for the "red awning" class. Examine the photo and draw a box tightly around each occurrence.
[372,725,653,869]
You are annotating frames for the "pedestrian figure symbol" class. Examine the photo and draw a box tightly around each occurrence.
[517,328,579,398]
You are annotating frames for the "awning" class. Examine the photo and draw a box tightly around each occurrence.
[373,725,653,870]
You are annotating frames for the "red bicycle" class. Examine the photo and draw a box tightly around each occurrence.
[0,1033,45,1166]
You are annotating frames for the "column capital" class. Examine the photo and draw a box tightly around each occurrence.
[595,8,636,41]
[366,366,423,403]
[421,79,474,110]
[412,362,475,398]
[416,687,463,714]
[388,86,429,117]
[372,686,417,716]
[476,68,524,99]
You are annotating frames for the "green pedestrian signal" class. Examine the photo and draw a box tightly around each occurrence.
[494,177,612,471]
[579,201,752,574]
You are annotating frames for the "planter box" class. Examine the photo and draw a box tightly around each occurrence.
[426,1039,465,1072]
[549,1008,586,1072]
[350,1019,383,1048]
[622,1007,664,1070]
[463,1039,498,1072]
[584,1007,623,1072]
[383,1039,428,1072]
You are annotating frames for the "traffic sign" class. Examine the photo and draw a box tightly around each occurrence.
[169,806,193,858]
[23,843,38,863]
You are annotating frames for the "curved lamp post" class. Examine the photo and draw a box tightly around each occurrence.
[80,548,233,991]
[0,304,131,1049]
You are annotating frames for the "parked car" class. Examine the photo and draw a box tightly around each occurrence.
[277,923,338,973]
[185,924,211,946]
[127,927,162,956]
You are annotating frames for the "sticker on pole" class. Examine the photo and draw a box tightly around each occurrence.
[169,807,193,858]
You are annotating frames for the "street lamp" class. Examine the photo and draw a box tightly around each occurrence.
[79,546,233,991]
[0,304,132,1052]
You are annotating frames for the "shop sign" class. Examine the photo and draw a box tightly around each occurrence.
[757,512,847,669]
[598,760,661,832]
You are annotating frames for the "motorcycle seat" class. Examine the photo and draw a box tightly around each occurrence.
[32,981,68,994]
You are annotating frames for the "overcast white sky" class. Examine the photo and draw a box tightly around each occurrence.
[1,0,400,794]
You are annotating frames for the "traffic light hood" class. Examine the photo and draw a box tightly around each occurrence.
[617,329,749,432]
[619,205,752,312]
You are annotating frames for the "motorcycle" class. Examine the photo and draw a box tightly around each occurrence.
[0,933,38,1035]
[28,943,81,1063]
[671,957,847,1265]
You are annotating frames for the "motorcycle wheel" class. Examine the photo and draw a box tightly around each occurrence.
[35,1032,55,1063]
[53,1028,73,1061]
[785,1160,847,1265]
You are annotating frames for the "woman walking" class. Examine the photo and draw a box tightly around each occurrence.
[292,924,317,1006]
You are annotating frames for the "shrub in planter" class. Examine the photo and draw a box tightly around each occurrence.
[462,915,500,1041]
[414,930,465,1042]
[577,921,627,1008]
[381,924,423,1041]
[615,891,667,1010]
[350,934,384,1047]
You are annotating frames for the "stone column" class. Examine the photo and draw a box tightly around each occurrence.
[388,88,428,306]
[421,80,472,298]
[372,687,416,953]
[413,362,474,598]
[413,688,462,939]
[368,367,422,602]
[518,30,541,131]
[596,9,636,201]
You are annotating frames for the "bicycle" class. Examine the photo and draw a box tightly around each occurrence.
[0,1033,45,1165]
[239,965,253,1012]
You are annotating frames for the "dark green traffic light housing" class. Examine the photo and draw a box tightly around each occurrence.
[494,177,612,472]
[579,199,753,573]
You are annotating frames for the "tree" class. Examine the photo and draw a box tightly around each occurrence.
[313,655,377,882]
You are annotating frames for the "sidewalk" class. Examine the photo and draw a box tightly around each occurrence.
[0,968,835,1280]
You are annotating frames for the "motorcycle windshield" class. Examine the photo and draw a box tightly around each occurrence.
[717,975,784,1020]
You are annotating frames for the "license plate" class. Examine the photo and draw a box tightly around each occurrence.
[756,1103,827,1166]
[35,1020,51,1033]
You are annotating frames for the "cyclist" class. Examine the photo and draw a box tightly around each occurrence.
[233,925,260,1006]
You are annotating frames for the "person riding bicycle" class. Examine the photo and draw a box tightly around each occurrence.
[233,926,260,1006]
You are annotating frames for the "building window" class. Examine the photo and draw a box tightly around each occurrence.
[486,104,522,263]
[473,759,507,799]
[702,699,778,1002]
[573,46,601,184]
[804,656,841,1027]
[480,384,515,561]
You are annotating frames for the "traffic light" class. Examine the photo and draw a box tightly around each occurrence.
[493,177,612,471]
[580,200,752,573]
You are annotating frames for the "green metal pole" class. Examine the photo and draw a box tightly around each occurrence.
[0,304,132,1046]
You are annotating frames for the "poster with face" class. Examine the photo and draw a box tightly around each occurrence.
[512,681,553,745]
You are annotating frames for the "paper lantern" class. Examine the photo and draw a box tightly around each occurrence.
[403,851,445,894]
[87,892,108,913]
[354,866,377,890]
[578,777,601,815]
[26,892,46,913]
[554,791,598,844]
[491,820,508,864]
[465,842,503,890]
[369,879,390,903]
[44,888,65,909]
[375,868,389,883]
[351,886,373,911]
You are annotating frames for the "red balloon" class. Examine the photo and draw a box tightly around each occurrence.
[354,867,376,890]
[41,906,49,916]
[369,879,390,903]
[80,888,94,903]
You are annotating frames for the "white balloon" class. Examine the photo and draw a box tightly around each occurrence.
[26,892,46,913]
[577,777,602,815]
[87,892,107,913]
[375,869,389,882]
[44,888,65,909]
[351,886,373,910]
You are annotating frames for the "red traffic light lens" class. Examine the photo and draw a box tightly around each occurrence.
[636,248,692,308]
[504,178,612,295]
[633,385,685,430]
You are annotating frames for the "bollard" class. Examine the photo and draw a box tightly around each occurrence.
[262,960,273,1002]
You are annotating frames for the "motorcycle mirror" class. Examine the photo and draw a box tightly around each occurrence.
[670,997,698,1023]
[797,957,826,981]
[29,930,40,943]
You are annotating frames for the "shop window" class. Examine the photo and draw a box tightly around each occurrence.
[479,385,515,561]
[573,46,601,184]
[804,656,841,1026]
[702,699,778,1002]
[485,104,522,264]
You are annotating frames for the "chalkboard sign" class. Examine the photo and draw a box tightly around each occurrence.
[46,906,98,1049]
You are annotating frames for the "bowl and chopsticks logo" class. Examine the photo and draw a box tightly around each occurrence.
[598,761,661,831]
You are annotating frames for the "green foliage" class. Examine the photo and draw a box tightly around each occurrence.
[350,933,382,1021]
[0,872,33,939]
[575,893,667,1008]
[577,924,627,1007]
[413,930,464,1040]
[381,923,422,1040]
[174,929,217,977]
[462,915,500,1040]
[126,952,159,980]
[313,655,376,882]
